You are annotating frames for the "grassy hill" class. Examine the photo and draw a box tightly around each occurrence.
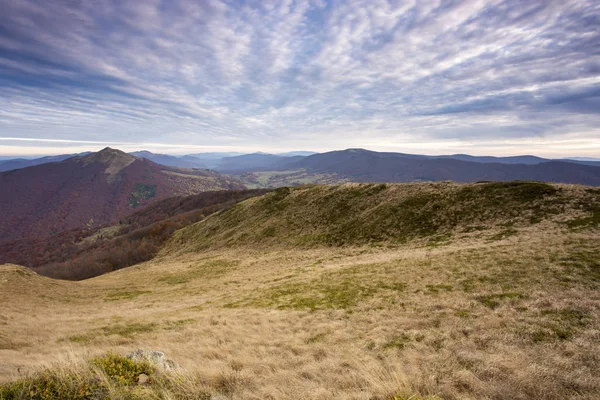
[163,181,599,252]
[1,182,599,399]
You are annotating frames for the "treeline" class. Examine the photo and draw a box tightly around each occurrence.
[0,189,270,280]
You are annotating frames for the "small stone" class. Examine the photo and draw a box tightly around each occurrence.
[138,373,149,385]
[127,349,180,371]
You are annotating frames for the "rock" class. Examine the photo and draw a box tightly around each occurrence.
[127,349,180,371]
[137,373,149,385]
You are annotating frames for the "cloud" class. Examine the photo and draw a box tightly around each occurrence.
[0,0,599,157]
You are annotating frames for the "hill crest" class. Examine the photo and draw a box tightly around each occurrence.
[162,181,600,255]
[79,147,137,180]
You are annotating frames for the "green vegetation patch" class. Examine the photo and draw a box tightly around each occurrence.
[228,264,407,310]
[101,322,157,338]
[487,228,518,241]
[157,275,190,285]
[91,352,155,386]
[129,183,157,208]
[476,292,524,309]
[0,352,157,400]
[566,206,600,229]
[383,333,412,350]
[540,308,590,327]
[523,308,592,343]
[172,181,580,252]
[157,259,238,285]
[559,247,600,282]
[105,290,152,301]
[426,284,453,294]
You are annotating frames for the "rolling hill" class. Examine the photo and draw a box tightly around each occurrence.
[164,181,600,253]
[1,181,598,399]
[0,148,245,242]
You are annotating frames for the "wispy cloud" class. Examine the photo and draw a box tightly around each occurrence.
[0,0,599,156]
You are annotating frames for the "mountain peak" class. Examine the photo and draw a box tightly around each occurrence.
[83,147,135,163]
[81,147,137,178]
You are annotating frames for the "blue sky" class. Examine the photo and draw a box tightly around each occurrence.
[0,0,599,157]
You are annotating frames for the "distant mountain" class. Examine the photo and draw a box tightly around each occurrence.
[434,154,600,167]
[433,154,547,164]
[130,151,207,169]
[215,153,303,172]
[0,152,91,172]
[0,156,38,160]
[0,147,244,242]
[556,158,600,167]
[285,148,600,186]
[276,151,317,157]
[2,149,597,172]
[184,152,245,160]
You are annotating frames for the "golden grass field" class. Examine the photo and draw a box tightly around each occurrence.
[1,182,599,399]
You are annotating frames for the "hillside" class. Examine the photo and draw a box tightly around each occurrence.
[283,149,600,186]
[1,181,599,399]
[0,148,244,242]
[0,189,269,280]
[164,181,600,253]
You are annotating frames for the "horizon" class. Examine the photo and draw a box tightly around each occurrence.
[1,1,599,158]
[1,145,600,161]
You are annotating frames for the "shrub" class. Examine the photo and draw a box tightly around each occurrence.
[0,353,155,400]
[91,352,154,386]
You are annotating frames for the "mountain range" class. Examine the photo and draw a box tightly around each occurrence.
[1,149,598,173]
[281,149,600,186]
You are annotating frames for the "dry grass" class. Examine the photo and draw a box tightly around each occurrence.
[1,183,599,399]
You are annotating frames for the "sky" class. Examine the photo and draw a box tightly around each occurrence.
[0,0,599,158]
